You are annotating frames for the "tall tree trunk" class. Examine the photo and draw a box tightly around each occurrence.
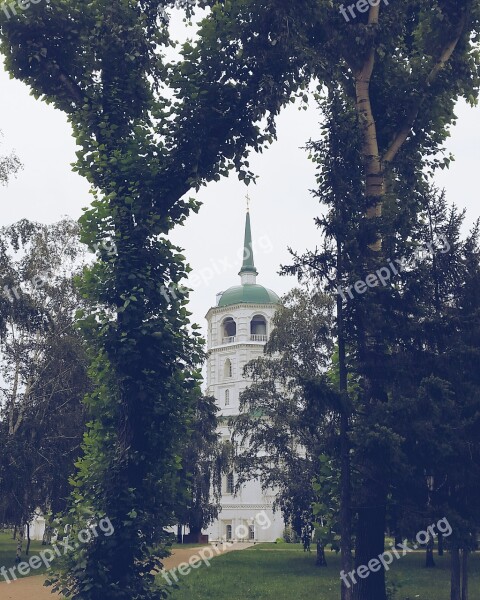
[177,523,183,544]
[316,540,328,567]
[337,242,353,600]
[438,533,444,556]
[15,526,24,564]
[461,549,469,600]
[352,12,388,597]
[451,546,461,600]
[352,5,385,248]
[426,534,435,568]
[349,8,469,600]
[353,498,387,600]
[25,523,31,556]
[188,525,203,544]
[390,502,403,547]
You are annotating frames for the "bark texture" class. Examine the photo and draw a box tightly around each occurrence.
[451,546,461,600]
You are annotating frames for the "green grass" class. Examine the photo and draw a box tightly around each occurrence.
[0,531,51,580]
[162,543,480,600]
[2,531,478,599]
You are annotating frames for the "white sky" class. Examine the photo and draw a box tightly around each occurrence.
[1,23,480,336]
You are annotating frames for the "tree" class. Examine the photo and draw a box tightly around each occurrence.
[0,130,22,186]
[3,3,480,598]
[198,4,480,597]
[234,288,338,534]
[0,3,310,597]
[0,219,90,561]
[305,8,480,598]
[409,191,480,600]
[176,394,229,543]
[288,85,480,600]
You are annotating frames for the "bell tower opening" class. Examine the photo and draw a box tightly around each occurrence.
[250,315,267,341]
[222,317,236,343]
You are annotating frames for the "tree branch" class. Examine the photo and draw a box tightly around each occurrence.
[383,9,468,165]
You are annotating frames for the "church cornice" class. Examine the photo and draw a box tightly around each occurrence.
[205,302,278,320]
[208,342,267,353]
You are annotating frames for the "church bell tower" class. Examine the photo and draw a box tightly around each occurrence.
[204,207,285,542]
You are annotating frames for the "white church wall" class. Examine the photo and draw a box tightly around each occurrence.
[26,512,46,541]
[204,301,285,543]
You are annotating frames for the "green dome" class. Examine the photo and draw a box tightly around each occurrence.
[218,284,280,307]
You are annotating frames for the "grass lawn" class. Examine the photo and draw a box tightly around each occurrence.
[0,531,50,580]
[163,543,480,600]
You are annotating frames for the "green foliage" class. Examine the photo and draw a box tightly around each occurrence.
[176,394,230,537]
[282,527,300,544]
[312,455,341,553]
[292,84,480,598]
[233,287,336,532]
[0,1,313,596]
[0,131,22,187]
[0,219,90,544]
[2,2,480,599]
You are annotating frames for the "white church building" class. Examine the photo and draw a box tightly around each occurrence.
[204,209,285,543]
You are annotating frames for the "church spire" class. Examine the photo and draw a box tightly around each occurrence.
[239,200,258,285]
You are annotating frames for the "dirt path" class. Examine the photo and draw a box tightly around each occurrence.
[0,543,254,599]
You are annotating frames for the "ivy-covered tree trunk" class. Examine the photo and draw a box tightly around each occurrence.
[0,1,303,593]
[347,6,472,599]
[350,10,395,598]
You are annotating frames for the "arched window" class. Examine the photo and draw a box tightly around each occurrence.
[250,315,267,341]
[226,472,234,494]
[222,317,236,343]
[249,525,255,540]
[225,389,230,406]
[224,359,233,378]
[226,524,232,541]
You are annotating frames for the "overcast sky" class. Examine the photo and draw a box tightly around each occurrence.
[1,32,480,336]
